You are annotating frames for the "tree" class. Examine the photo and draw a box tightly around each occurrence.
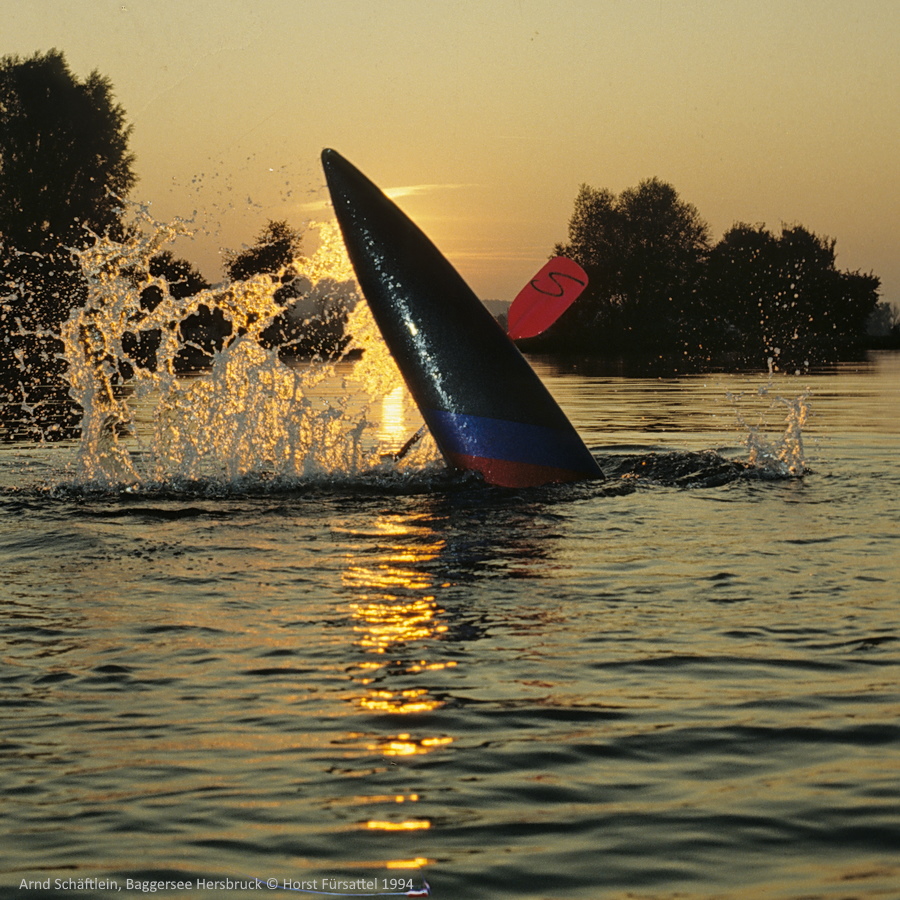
[535,178,710,353]
[224,220,302,283]
[0,49,135,253]
[866,300,900,348]
[699,223,881,367]
[0,49,135,333]
[223,219,304,351]
[119,250,222,374]
[224,220,350,358]
[528,177,880,370]
[0,50,135,439]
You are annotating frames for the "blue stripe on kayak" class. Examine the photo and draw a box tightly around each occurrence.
[426,409,597,473]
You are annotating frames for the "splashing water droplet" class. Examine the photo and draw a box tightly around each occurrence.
[52,205,438,489]
[728,375,810,478]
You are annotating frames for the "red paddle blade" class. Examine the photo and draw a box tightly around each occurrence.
[507,256,588,340]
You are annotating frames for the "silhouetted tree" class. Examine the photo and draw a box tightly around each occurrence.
[224,219,303,350]
[224,220,303,283]
[119,251,223,373]
[163,251,230,373]
[0,50,135,439]
[698,223,880,367]
[225,220,349,358]
[526,176,881,370]
[865,300,900,348]
[0,49,135,253]
[533,178,710,353]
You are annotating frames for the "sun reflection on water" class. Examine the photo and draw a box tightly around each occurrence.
[366,820,431,831]
[342,514,455,720]
[377,384,409,453]
[338,510,456,863]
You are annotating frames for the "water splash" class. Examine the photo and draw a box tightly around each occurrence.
[8,205,813,491]
[727,369,810,477]
[744,390,809,476]
[56,206,437,489]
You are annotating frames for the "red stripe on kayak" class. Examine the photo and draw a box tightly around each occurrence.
[446,451,590,488]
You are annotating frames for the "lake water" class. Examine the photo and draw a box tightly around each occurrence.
[1,351,898,900]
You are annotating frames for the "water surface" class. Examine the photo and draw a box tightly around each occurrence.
[1,353,898,900]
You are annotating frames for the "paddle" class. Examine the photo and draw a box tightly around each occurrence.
[506,256,588,340]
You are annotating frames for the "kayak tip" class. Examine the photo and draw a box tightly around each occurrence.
[319,148,604,487]
[321,147,347,173]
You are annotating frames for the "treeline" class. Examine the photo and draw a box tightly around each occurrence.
[0,50,347,439]
[123,221,351,375]
[2,49,894,438]
[519,179,892,370]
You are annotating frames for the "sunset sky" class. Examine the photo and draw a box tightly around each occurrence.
[4,0,898,306]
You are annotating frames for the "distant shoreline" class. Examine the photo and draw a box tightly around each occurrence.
[519,346,900,378]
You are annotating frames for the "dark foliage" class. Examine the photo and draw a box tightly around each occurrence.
[0,50,135,438]
[528,178,710,355]
[224,220,301,283]
[118,250,225,374]
[865,300,900,349]
[696,223,880,368]
[0,49,134,253]
[225,220,349,358]
[524,179,882,370]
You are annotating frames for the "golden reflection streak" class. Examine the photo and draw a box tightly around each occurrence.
[366,820,431,831]
[378,384,408,452]
[363,734,455,758]
[359,689,437,715]
[337,857,431,871]
[340,513,451,863]
[342,514,453,723]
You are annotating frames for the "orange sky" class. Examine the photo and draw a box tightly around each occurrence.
[4,0,898,307]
